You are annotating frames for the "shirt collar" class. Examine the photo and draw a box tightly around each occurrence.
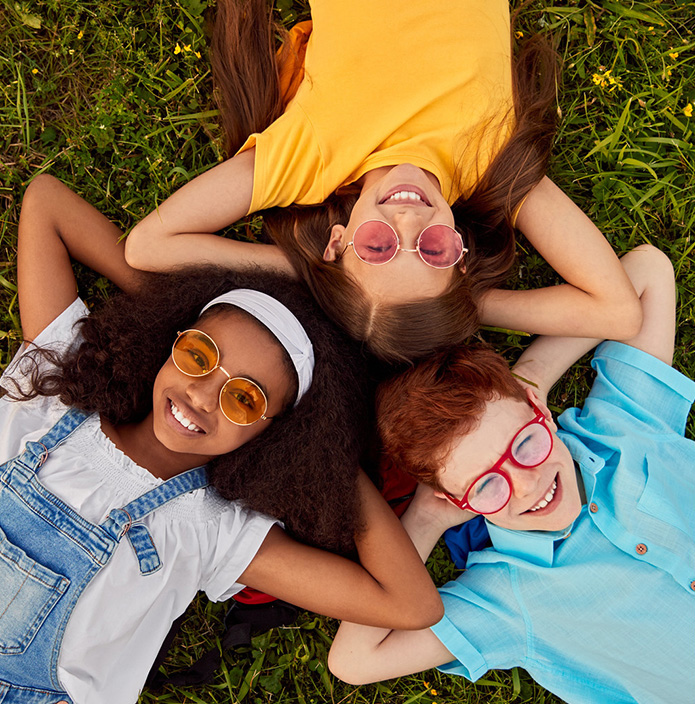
[486,521,573,567]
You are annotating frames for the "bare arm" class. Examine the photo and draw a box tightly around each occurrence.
[479,177,642,340]
[17,174,147,341]
[512,244,676,401]
[124,149,295,275]
[239,471,444,632]
[328,484,471,684]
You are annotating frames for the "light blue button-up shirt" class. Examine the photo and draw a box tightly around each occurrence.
[431,342,695,704]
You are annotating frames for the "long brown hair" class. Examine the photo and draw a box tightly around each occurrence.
[211,0,559,362]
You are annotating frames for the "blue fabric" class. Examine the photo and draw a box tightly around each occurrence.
[431,342,695,704]
[0,408,208,702]
[444,516,490,568]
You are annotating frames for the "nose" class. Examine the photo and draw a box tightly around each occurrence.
[185,368,227,414]
[505,462,542,499]
[389,209,432,248]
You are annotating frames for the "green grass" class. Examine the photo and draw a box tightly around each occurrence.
[1,0,694,702]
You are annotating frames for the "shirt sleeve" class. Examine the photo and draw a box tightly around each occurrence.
[202,503,280,602]
[579,341,695,437]
[430,564,528,682]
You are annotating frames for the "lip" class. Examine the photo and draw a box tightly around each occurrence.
[379,184,432,207]
[165,397,207,436]
[523,472,562,516]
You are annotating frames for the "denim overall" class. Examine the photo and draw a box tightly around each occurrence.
[0,408,208,703]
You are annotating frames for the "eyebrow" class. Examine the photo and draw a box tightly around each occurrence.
[236,371,269,399]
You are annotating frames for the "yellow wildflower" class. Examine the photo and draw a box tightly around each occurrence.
[194,50,201,59]
[431,689,438,696]
[685,103,693,118]
[31,68,38,74]
[669,52,679,60]
[183,44,191,52]
[174,43,181,55]
[515,30,524,39]
[423,681,430,688]
[647,26,654,32]
[77,30,83,39]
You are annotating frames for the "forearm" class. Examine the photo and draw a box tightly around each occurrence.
[240,472,443,631]
[123,149,298,274]
[510,245,673,396]
[329,486,461,685]
[17,175,145,339]
[512,176,642,340]
[479,283,638,339]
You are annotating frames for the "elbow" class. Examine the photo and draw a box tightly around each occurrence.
[328,646,377,686]
[393,590,444,632]
[612,293,643,341]
[124,222,158,272]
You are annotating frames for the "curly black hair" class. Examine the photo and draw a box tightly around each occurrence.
[8,267,372,553]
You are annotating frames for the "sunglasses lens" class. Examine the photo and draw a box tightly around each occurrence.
[352,221,399,264]
[512,424,552,467]
[172,330,219,376]
[467,472,511,514]
[417,225,464,268]
[220,378,267,425]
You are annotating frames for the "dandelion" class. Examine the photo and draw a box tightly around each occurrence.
[685,103,693,118]
[174,43,181,55]
[77,30,83,39]
[669,52,679,60]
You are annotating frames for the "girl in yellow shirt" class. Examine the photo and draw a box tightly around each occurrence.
[126,0,641,362]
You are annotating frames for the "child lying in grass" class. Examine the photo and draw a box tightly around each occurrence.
[329,244,694,704]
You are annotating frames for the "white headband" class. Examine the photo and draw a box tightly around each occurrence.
[200,289,315,406]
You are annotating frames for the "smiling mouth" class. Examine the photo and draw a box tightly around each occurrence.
[169,399,204,433]
[528,477,558,512]
[379,185,432,207]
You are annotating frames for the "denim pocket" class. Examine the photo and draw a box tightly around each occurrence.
[0,525,69,654]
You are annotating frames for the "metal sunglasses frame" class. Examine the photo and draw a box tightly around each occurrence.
[344,219,468,269]
[171,329,272,426]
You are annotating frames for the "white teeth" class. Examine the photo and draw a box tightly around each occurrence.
[387,190,423,203]
[170,400,203,433]
[530,481,557,512]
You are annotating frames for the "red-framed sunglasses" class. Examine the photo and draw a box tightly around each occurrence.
[444,400,553,515]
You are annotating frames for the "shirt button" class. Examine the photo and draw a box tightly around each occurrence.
[589,503,598,513]
[635,543,648,555]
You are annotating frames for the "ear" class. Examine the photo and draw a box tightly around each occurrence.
[525,387,557,430]
[323,225,347,262]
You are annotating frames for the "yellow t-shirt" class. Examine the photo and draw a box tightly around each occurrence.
[239,0,514,213]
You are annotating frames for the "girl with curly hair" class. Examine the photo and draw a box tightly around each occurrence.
[0,174,441,704]
[125,0,641,362]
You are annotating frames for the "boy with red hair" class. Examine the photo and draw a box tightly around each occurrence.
[329,245,694,704]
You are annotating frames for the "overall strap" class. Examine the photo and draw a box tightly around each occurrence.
[102,466,209,575]
[20,407,92,473]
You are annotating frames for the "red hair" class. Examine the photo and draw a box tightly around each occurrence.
[377,346,526,489]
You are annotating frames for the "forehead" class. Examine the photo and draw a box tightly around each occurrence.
[194,307,287,369]
[439,396,532,482]
[341,252,455,303]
